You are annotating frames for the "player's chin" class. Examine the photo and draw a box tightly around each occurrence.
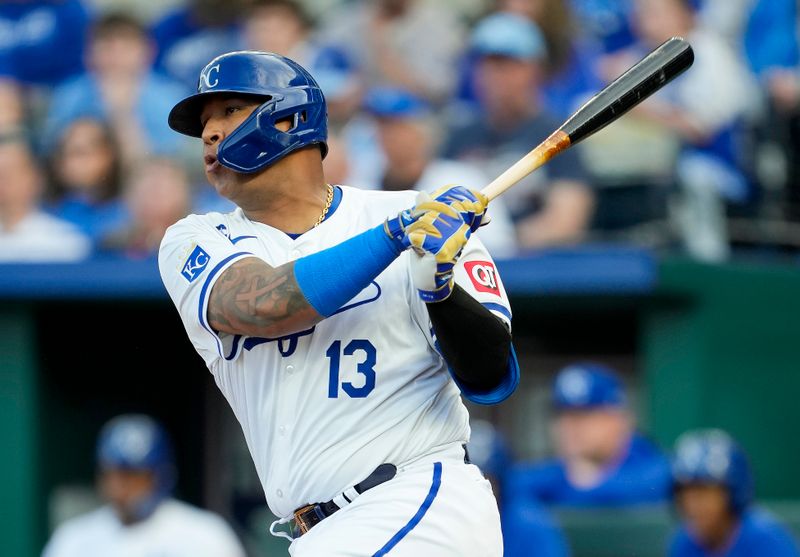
[206,167,234,194]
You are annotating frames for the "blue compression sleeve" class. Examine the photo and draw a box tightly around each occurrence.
[294,223,404,317]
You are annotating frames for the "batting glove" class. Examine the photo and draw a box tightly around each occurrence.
[383,208,417,250]
[429,185,490,232]
[405,197,473,302]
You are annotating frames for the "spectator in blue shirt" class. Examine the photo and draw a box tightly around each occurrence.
[151,0,242,88]
[43,13,189,164]
[0,0,90,128]
[669,429,800,557]
[46,117,127,242]
[443,12,594,250]
[505,363,671,508]
[0,0,89,86]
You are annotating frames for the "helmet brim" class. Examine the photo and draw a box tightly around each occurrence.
[168,91,271,138]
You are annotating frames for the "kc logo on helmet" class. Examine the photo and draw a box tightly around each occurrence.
[200,64,220,89]
[465,261,501,296]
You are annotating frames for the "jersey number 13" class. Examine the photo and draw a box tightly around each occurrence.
[326,339,377,398]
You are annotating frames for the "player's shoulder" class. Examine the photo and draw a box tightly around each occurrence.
[159,210,240,255]
[338,185,417,212]
[339,185,419,203]
[163,211,232,237]
[667,527,701,557]
[47,506,117,544]
[744,508,799,542]
[157,499,237,532]
[507,459,564,489]
[155,500,244,553]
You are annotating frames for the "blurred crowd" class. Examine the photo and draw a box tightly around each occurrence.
[1,0,798,264]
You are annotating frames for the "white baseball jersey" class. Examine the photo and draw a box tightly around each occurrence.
[158,186,514,519]
[42,499,245,557]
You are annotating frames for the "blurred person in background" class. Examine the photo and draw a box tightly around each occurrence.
[466,417,570,557]
[365,86,517,258]
[744,0,800,221]
[319,0,466,103]
[101,158,191,258]
[42,414,246,557]
[151,0,243,88]
[443,13,594,250]
[489,0,605,119]
[0,0,89,128]
[242,0,384,189]
[505,363,671,508]
[669,429,800,557]
[0,132,90,262]
[242,0,314,61]
[46,117,127,243]
[0,0,88,87]
[568,0,636,55]
[43,12,188,165]
[622,0,760,261]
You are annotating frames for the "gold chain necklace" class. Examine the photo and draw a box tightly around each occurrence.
[313,184,334,228]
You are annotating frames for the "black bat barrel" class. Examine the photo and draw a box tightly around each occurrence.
[560,37,695,145]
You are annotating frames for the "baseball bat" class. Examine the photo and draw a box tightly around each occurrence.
[481,37,695,201]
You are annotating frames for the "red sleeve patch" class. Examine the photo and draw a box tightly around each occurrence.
[464,261,501,296]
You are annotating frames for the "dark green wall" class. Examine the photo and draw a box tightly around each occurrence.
[0,307,40,557]
[644,259,800,498]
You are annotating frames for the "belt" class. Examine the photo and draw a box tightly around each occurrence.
[292,463,397,537]
[290,445,470,538]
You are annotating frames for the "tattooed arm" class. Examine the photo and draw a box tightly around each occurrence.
[207,216,416,337]
[208,257,322,338]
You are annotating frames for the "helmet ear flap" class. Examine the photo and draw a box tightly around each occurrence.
[218,87,328,173]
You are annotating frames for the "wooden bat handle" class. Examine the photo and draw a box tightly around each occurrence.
[481,130,571,201]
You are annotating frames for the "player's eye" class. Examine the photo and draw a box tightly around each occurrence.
[225,106,242,116]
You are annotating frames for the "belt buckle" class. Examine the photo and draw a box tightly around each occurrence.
[292,504,317,536]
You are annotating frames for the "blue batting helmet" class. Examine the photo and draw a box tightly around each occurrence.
[552,362,626,410]
[97,414,176,517]
[672,429,753,514]
[168,50,328,173]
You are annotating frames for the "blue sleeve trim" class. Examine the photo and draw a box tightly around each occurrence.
[294,223,402,317]
[454,343,520,405]
[482,301,512,323]
[197,251,252,358]
[371,462,442,557]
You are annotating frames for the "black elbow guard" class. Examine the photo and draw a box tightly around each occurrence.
[426,285,511,394]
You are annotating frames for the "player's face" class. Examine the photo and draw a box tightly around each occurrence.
[676,484,736,548]
[99,468,157,524]
[634,0,693,47]
[476,56,540,119]
[199,96,264,198]
[553,408,631,463]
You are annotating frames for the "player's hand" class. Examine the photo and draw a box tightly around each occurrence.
[384,208,417,249]
[429,185,490,232]
[405,197,473,302]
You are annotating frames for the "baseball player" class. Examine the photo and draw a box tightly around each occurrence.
[42,414,246,557]
[505,363,671,509]
[669,429,800,557]
[158,51,518,556]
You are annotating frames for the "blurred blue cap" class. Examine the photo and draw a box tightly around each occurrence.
[553,363,626,409]
[685,0,702,11]
[310,46,359,100]
[363,86,431,118]
[471,12,547,60]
